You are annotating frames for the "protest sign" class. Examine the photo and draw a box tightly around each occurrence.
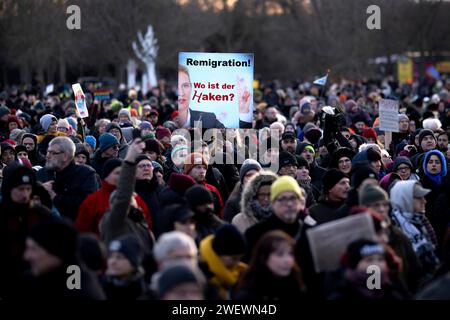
[178,52,253,128]
[45,84,54,96]
[72,83,89,118]
[379,99,399,133]
[306,213,377,273]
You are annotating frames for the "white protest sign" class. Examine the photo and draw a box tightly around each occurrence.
[45,84,54,96]
[379,99,399,132]
[71,83,89,118]
[306,213,377,273]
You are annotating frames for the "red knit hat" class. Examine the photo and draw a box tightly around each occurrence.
[156,126,171,140]
[184,152,208,174]
[361,128,378,141]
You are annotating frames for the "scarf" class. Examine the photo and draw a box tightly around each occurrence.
[199,235,247,299]
[402,211,438,246]
[249,200,273,221]
[422,150,447,186]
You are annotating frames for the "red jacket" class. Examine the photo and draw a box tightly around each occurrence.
[76,180,152,235]
[200,180,224,218]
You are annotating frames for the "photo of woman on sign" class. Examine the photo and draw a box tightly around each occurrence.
[178,65,252,129]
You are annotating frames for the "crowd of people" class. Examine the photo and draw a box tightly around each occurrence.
[0,74,450,300]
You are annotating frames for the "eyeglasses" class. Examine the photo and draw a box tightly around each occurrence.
[46,150,64,156]
[138,164,153,169]
[275,196,300,205]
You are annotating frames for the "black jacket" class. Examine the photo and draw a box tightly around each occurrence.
[20,265,105,300]
[135,177,163,234]
[91,150,114,175]
[0,203,53,299]
[223,184,242,222]
[206,166,229,203]
[50,162,99,221]
[245,214,303,260]
[309,198,346,225]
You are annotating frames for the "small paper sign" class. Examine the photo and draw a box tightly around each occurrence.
[72,83,89,118]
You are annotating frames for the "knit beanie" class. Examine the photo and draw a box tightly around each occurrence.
[171,145,188,160]
[322,169,348,194]
[118,108,131,121]
[99,133,119,153]
[84,135,97,150]
[108,234,143,270]
[29,219,78,263]
[212,224,247,256]
[418,129,437,146]
[101,158,122,179]
[185,185,214,208]
[157,264,206,298]
[144,139,161,155]
[40,114,57,132]
[358,184,389,206]
[239,159,262,182]
[270,175,304,202]
[152,161,164,174]
[278,151,298,169]
[139,121,153,130]
[168,173,196,195]
[351,165,378,188]
[343,239,385,269]
[184,152,208,175]
[156,126,171,140]
[57,118,70,130]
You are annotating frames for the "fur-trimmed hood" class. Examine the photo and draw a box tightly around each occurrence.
[240,170,278,218]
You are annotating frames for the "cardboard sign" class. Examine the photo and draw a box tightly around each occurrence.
[72,83,89,118]
[178,52,254,128]
[306,213,377,273]
[379,99,399,132]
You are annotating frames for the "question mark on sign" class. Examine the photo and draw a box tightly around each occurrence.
[229,93,234,100]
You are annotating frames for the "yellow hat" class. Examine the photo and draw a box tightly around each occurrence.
[270,176,305,202]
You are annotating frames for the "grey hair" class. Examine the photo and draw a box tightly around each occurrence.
[153,231,198,263]
[49,136,76,158]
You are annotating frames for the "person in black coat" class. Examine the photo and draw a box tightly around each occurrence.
[101,234,148,300]
[309,169,349,225]
[134,155,163,235]
[185,185,225,244]
[21,218,106,300]
[37,137,99,221]
[245,176,316,261]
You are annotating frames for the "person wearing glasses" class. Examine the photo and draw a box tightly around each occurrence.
[245,175,314,259]
[38,136,99,221]
[392,156,418,181]
[91,132,121,175]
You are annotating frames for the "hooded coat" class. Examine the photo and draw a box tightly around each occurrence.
[390,181,440,275]
[232,171,278,234]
